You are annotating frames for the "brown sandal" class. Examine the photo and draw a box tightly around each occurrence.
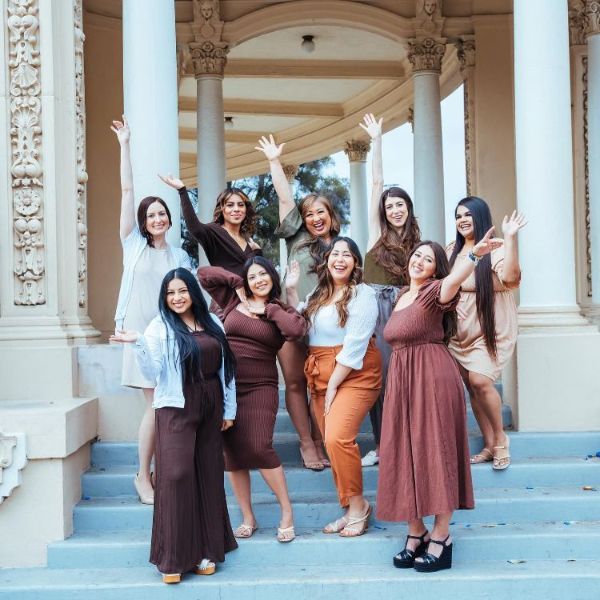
[470,448,493,464]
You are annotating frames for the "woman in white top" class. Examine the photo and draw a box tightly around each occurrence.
[286,237,382,537]
[111,117,191,505]
[111,268,237,584]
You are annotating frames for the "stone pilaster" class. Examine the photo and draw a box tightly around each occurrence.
[344,141,371,253]
[569,0,588,45]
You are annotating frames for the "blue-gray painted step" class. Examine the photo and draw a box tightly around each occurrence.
[73,486,600,531]
[47,521,600,569]
[2,561,599,600]
[81,457,600,498]
[90,431,600,468]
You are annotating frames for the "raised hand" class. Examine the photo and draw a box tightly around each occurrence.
[158,173,185,190]
[472,227,503,258]
[502,211,528,238]
[248,238,261,251]
[359,113,383,140]
[109,329,140,344]
[285,260,300,290]
[110,115,130,145]
[255,134,285,162]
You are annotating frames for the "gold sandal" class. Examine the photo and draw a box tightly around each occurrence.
[194,558,216,575]
[322,515,349,534]
[470,448,493,464]
[493,436,511,470]
[339,505,372,538]
[233,523,258,538]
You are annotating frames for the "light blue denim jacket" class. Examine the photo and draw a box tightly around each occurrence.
[134,313,236,419]
[114,228,192,330]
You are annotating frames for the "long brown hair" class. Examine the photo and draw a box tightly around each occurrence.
[303,237,363,328]
[448,197,497,358]
[137,196,172,248]
[371,187,421,284]
[297,194,341,274]
[212,187,256,237]
[409,241,457,344]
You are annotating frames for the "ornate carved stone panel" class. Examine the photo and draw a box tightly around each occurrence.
[415,0,444,37]
[344,140,371,163]
[0,432,27,505]
[583,56,592,297]
[7,0,46,305]
[74,0,88,307]
[407,37,446,73]
[586,0,600,35]
[189,0,229,77]
[456,38,476,196]
[569,0,588,45]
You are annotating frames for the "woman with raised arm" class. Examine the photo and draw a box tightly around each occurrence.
[158,175,261,281]
[447,199,526,470]
[111,269,237,584]
[377,232,501,573]
[198,257,307,543]
[111,117,191,506]
[287,238,382,537]
[358,114,421,467]
[255,135,343,471]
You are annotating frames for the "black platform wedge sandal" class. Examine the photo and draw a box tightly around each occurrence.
[393,530,430,568]
[413,535,453,573]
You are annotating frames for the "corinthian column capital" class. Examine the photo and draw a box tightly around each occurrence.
[407,37,446,74]
[282,164,299,183]
[344,140,371,163]
[190,0,229,77]
[586,0,600,36]
[455,37,475,74]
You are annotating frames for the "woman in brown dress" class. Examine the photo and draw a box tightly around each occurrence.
[358,113,421,467]
[377,232,501,573]
[111,268,237,584]
[199,257,308,543]
[447,198,526,470]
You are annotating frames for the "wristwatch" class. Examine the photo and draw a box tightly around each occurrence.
[468,250,481,265]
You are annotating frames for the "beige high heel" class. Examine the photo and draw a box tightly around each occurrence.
[133,473,154,505]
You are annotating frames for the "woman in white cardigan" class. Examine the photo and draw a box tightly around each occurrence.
[286,237,382,537]
[111,117,191,505]
[111,268,237,584]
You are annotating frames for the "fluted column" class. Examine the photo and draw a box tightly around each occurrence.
[408,37,447,244]
[122,0,181,245]
[586,1,600,319]
[344,141,371,254]
[281,165,298,272]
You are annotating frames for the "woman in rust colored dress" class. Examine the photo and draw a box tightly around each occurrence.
[377,231,501,573]
[199,257,308,543]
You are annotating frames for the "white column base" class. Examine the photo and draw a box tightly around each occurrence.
[518,306,594,331]
[581,304,600,327]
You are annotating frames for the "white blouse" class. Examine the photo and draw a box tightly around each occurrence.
[302,283,378,370]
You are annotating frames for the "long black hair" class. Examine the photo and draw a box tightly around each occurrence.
[242,256,282,303]
[410,241,457,345]
[158,268,235,384]
[448,197,497,358]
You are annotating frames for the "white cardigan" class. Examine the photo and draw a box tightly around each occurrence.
[134,313,236,419]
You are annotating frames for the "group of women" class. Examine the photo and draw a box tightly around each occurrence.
[109,112,526,583]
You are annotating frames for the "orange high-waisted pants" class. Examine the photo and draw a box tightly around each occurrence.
[304,341,382,507]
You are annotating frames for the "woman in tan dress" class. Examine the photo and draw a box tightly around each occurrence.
[447,197,526,470]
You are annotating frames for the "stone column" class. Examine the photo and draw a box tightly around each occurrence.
[513,0,600,431]
[281,165,299,272]
[344,140,371,255]
[408,37,447,244]
[586,1,600,320]
[0,0,98,567]
[122,0,181,246]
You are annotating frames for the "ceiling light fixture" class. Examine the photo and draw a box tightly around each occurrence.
[224,116,234,129]
[301,34,316,54]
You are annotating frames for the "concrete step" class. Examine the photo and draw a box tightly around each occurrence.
[2,560,599,600]
[90,432,600,468]
[73,486,600,531]
[47,521,600,569]
[81,457,600,498]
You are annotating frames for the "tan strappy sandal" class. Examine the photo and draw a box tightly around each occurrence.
[322,514,349,534]
[233,523,258,538]
[470,448,493,464]
[339,505,372,538]
[493,435,511,470]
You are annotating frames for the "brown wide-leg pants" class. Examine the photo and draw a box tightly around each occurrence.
[305,341,382,507]
[150,374,237,574]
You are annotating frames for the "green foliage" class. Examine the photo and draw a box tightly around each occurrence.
[180,156,350,265]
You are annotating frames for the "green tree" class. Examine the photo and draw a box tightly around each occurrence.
[181,156,350,266]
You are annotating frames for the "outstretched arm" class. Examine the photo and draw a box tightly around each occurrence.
[360,114,384,251]
[256,135,295,223]
[111,117,136,241]
[440,227,503,303]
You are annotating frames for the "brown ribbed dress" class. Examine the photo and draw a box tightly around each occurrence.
[198,266,308,471]
[376,279,474,522]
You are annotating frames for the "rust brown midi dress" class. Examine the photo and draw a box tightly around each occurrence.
[150,332,237,574]
[376,279,474,522]
[198,266,308,471]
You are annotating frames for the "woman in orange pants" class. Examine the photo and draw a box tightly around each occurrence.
[286,237,381,537]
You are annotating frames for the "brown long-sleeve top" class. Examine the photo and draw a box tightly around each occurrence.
[198,266,308,386]
[179,187,261,277]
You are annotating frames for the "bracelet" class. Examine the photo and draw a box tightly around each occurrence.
[468,250,481,265]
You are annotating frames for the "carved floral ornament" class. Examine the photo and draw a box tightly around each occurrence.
[456,38,475,73]
[344,140,371,163]
[189,0,229,77]
[0,431,27,505]
[407,37,446,74]
[7,0,46,305]
[586,0,600,35]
